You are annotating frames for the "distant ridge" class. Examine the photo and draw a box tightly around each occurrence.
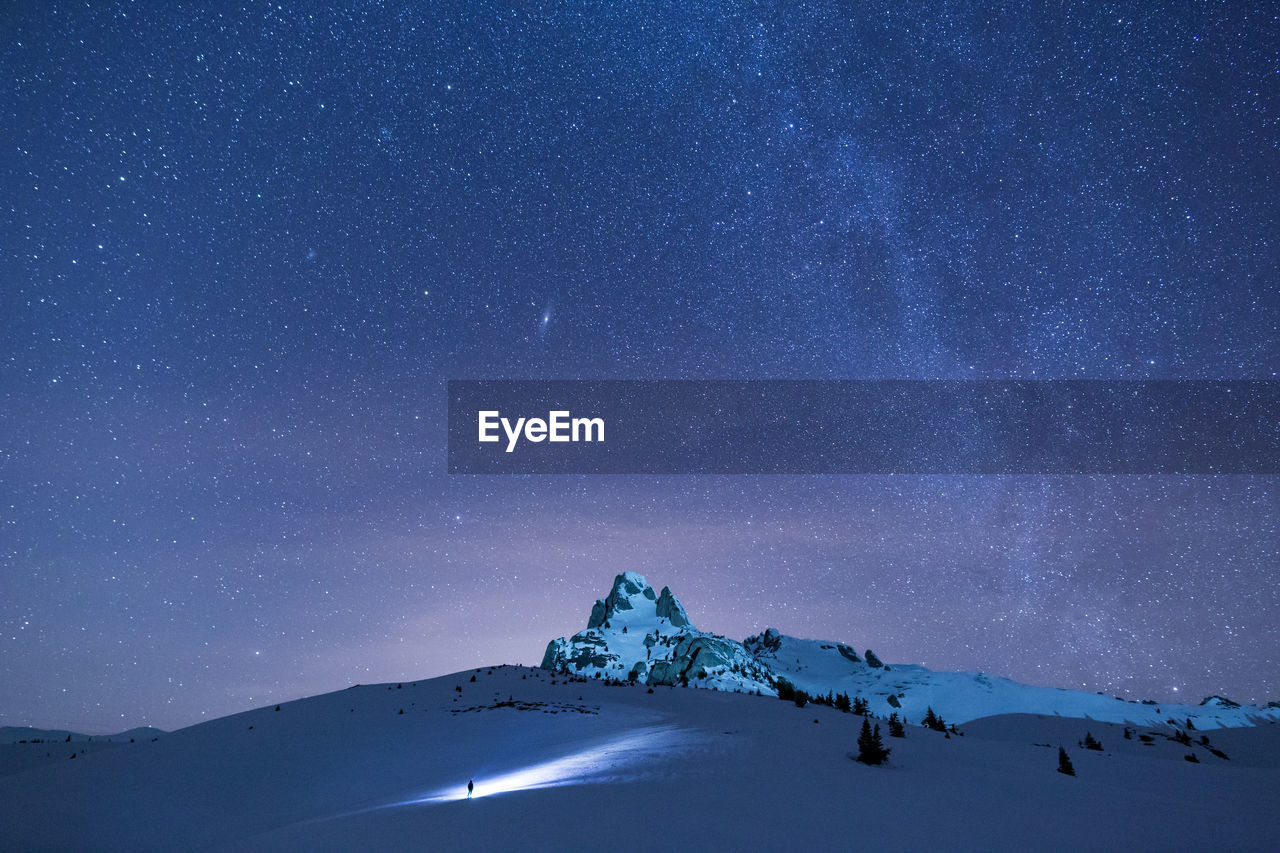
[542,573,1280,729]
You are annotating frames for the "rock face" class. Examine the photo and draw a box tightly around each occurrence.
[540,631,613,672]
[646,635,773,687]
[655,586,690,627]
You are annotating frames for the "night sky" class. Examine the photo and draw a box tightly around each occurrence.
[3,3,1277,732]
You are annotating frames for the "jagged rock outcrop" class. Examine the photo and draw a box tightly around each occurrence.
[541,572,774,694]
[744,628,782,653]
[647,635,773,687]
[540,632,615,672]
[655,586,690,627]
[837,644,861,664]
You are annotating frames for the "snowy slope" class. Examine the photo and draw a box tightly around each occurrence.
[543,574,1280,730]
[1,666,1278,851]
[747,630,1280,730]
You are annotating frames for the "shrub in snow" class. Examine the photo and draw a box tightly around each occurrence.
[1057,747,1075,776]
[922,707,948,732]
[855,719,890,765]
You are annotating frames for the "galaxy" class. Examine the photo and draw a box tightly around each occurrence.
[2,2,1276,731]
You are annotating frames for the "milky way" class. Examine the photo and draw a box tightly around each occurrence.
[2,3,1277,730]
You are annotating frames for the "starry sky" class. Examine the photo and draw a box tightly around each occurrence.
[3,2,1278,732]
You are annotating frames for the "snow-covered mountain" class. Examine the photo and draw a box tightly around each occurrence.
[542,573,1280,730]
[541,571,775,693]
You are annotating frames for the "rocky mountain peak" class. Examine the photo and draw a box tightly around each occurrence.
[583,572,694,631]
[586,571,658,629]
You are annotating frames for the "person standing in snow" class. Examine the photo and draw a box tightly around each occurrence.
[467,779,474,799]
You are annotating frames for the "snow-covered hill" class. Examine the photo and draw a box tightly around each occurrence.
[543,573,1280,729]
[2,666,1278,851]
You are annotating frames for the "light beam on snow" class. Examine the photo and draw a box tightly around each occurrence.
[393,725,687,805]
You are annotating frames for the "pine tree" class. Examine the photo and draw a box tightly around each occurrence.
[856,718,890,765]
[1057,747,1075,776]
[1083,731,1103,751]
[853,696,870,716]
[834,692,852,713]
[887,712,905,738]
[922,706,947,732]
